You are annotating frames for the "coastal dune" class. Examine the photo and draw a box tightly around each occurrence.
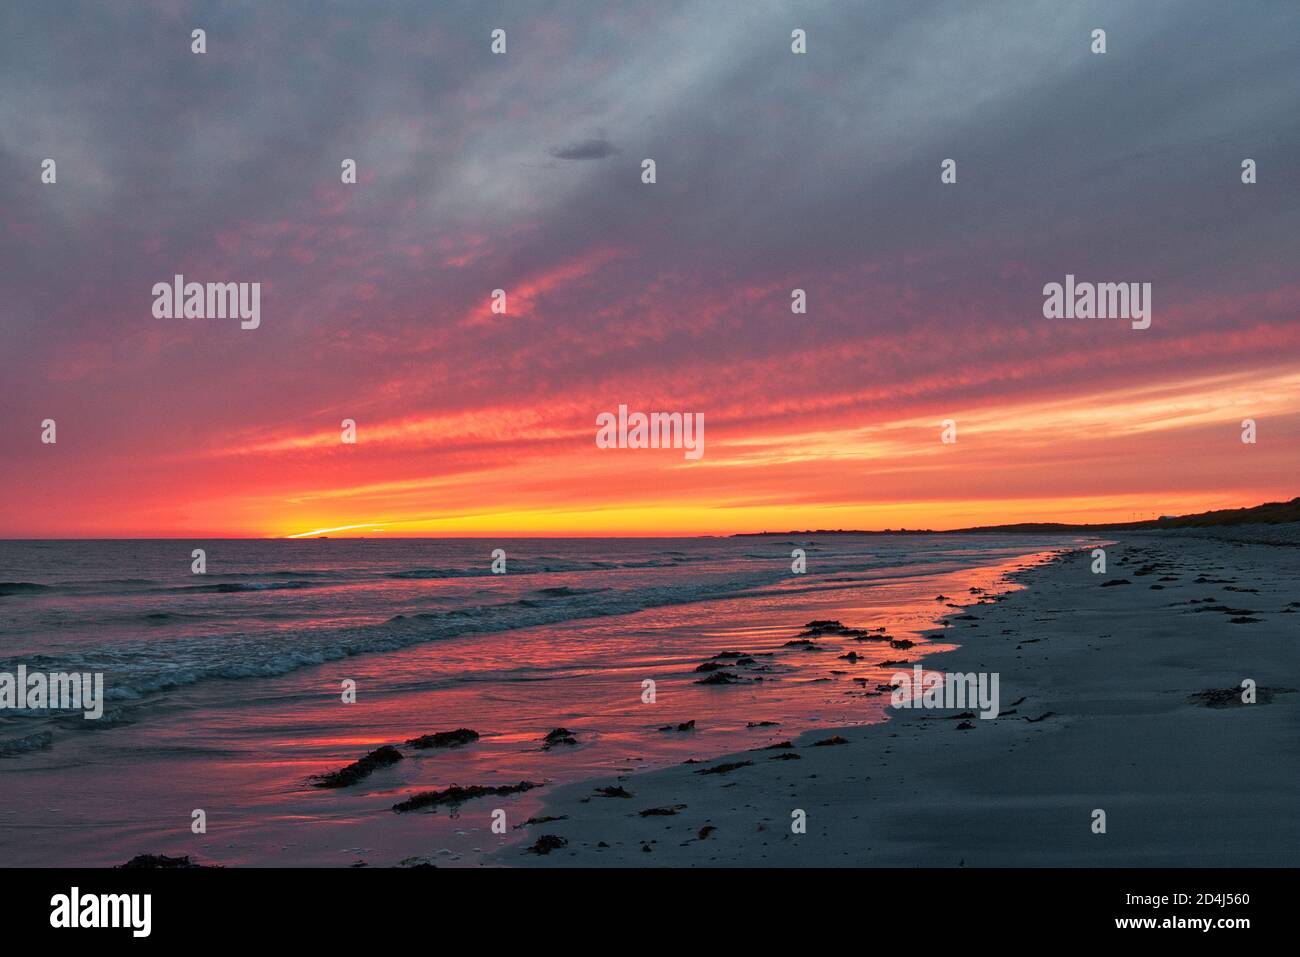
[504,533,1300,866]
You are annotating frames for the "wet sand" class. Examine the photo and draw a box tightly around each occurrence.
[503,533,1300,866]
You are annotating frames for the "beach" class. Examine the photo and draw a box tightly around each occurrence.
[502,532,1300,867]
[1,531,1296,867]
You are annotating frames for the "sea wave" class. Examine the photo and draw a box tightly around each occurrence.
[0,582,52,596]
[0,574,778,710]
[184,580,326,593]
[0,730,55,756]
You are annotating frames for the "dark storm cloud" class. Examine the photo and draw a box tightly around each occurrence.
[550,139,619,161]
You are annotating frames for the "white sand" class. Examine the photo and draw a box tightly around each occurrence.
[503,533,1300,866]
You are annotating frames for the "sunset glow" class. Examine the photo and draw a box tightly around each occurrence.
[3,3,1296,538]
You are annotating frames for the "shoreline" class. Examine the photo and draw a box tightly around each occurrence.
[0,537,1066,867]
[501,534,1300,866]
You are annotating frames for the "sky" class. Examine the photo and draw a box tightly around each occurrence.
[1,0,1297,538]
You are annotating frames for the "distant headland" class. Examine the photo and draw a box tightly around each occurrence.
[732,497,1300,536]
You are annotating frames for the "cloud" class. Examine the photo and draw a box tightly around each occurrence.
[549,138,619,161]
[1,0,1298,535]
